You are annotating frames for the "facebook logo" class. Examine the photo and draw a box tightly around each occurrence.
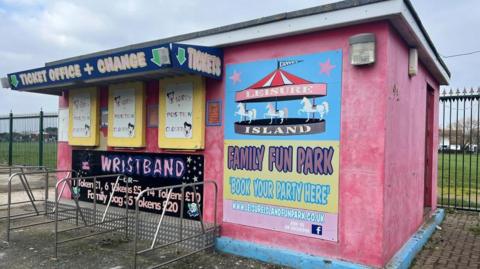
[311,224,323,235]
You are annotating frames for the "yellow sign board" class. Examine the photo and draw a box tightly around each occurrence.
[224,140,339,213]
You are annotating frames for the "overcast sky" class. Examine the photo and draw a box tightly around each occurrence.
[0,0,479,114]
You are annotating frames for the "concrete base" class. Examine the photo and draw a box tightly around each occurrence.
[216,209,445,269]
[385,208,445,269]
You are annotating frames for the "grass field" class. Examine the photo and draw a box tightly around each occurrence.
[0,142,57,168]
[438,152,480,209]
[0,143,478,208]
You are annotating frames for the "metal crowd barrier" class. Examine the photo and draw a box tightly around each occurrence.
[53,174,130,258]
[5,169,79,240]
[0,165,48,217]
[0,164,46,177]
[3,168,219,267]
[0,166,68,220]
[133,180,218,269]
[0,165,49,206]
[3,169,131,259]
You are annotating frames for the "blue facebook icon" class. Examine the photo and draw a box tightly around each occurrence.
[311,224,323,235]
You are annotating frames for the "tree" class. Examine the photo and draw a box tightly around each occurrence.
[439,118,480,149]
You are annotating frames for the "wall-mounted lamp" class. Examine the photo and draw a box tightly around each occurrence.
[349,33,376,65]
[0,77,10,89]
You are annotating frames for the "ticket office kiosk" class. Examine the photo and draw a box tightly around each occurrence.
[5,1,450,267]
[5,43,222,223]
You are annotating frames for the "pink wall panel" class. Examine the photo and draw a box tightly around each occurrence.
[202,79,224,223]
[58,92,72,198]
[382,25,440,262]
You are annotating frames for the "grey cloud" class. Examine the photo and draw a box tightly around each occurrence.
[0,0,477,114]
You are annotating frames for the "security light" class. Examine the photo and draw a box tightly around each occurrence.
[349,33,376,65]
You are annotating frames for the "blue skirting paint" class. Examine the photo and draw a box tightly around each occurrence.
[216,208,445,269]
[215,237,369,269]
[385,208,445,269]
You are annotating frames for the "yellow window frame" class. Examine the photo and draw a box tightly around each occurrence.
[68,87,99,146]
[107,82,146,148]
[158,75,205,150]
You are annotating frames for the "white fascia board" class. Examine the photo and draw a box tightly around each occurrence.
[180,0,403,47]
[179,0,448,85]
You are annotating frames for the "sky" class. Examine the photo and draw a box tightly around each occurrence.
[0,0,479,115]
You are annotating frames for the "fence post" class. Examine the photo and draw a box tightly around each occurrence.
[39,110,44,167]
[8,112,13,166]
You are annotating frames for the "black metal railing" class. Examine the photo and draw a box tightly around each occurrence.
[439,88,480,211]
[0,111,58,168]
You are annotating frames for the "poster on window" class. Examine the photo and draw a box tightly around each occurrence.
[71,91,91,138]
[112,88,136,138]
[165,82,194,138]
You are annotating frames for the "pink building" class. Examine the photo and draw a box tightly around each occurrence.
[4,0,449,268]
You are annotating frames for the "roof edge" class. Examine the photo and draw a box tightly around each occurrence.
[46,0,388,66]
[43,0,448,84]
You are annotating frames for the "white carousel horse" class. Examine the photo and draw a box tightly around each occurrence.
[235,103,257,123]
[298,97,329,122]
[264,103,288,124]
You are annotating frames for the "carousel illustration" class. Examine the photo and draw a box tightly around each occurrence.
[233,60,329,136]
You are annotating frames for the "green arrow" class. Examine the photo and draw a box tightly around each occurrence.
[176,47,186,65]
[10,75,19,88]
[151,48,163,67]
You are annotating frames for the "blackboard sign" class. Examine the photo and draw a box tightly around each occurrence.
[72,150,204,220]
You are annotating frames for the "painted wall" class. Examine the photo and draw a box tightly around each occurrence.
[214,21,391,267]
[56,20,441,268]
[382,25,439,262]
[58,92,73,198]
